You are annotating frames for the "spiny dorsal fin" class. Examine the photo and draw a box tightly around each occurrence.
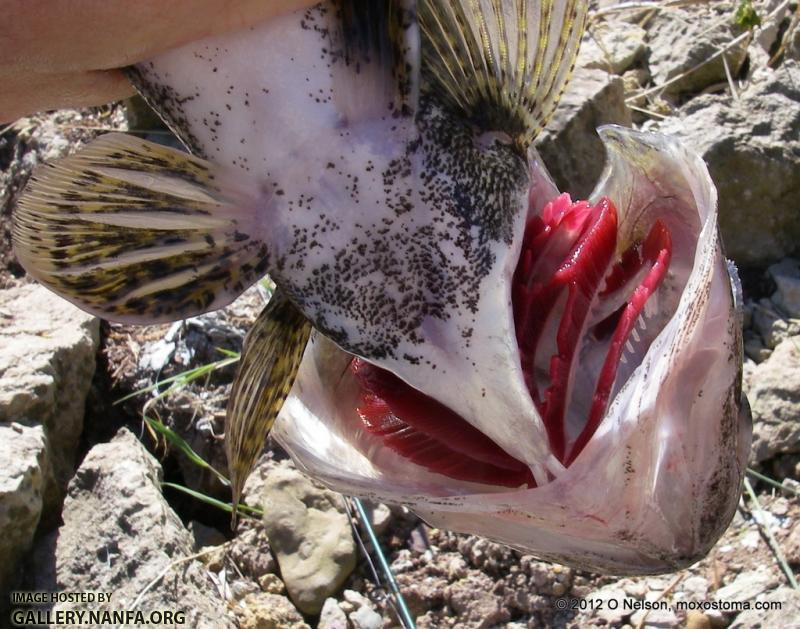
[225,289,312,526]
[13,133,271,323]
[419,0,588,144]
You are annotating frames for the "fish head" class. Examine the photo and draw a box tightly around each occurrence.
[273,124,752,573]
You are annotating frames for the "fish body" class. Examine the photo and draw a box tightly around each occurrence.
[13,0,750,573]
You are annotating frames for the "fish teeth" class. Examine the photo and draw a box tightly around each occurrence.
[631,328,641,343]
[625,339,635,354]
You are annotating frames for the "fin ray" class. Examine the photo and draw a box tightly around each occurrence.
[420,0,588,144]
[13,133,271,323]
[225,291,312,523]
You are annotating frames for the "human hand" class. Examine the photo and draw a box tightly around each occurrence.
[0,0,316,123]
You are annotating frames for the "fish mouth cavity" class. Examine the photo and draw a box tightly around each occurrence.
[347,192,674,489]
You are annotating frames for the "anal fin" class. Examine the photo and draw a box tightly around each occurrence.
[13,133,271,323]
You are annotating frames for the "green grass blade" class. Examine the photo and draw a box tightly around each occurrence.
[144,416,230,487]
[161,481,264,517]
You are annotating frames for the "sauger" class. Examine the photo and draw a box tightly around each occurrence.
[13,0,751,574]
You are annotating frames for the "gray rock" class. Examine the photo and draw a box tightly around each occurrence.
[646,8,747,96]
[585,585,629,624]
[446,573,511,628]
[34,428,233,627]
[535,67,632,198]
[655,61,800,268]
[258,461,356,615]
[744,331,772,363]
[729,586,800,628]
[235,592,310,629]
[578,22,647,74]
[769,258,800,318]
[318,598,348,629]
[0,423,52,593]
[362,500,392,536]
[350,605,384,629]
[0,284,99,507]
[630,609,679,629]
[714,569,778,602]
[752,299,800,349]
[228,525,278,580]
[748,337,800,462]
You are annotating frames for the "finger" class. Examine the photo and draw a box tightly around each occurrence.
[0,70,135,124]
[1,0,318,74]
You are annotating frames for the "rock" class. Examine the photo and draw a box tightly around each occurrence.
[189,520,227,549]
[646,8,747,96]
[685,610,713,629]
[748,338,800,462]
[258,461,356,615]
[769,258,800,318]
[782,520,800,565]
[0,284,99,507]
[752,299,800,349]
[319,598,348,629]
[33,428,233,626]
[578,22,647,74]
[744,332,772,363]
[535,67,632,199]
[235,592,310,629]
[350,605,384,629]
[655,61,800,267]
[258,573,286,595]
[446,573,511,628]
[714,569,778,602]
[228,525,278,580]
[362,500,392,536]
[729,586,800,628]
[396,572,449,617]
[585,585,629,624]
[0,423,51,593]
[630,595,679,628]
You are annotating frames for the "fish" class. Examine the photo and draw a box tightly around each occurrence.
[12,0,751,574]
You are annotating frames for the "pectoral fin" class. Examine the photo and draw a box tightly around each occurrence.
[13,133,271,323]
[225,290,312,525]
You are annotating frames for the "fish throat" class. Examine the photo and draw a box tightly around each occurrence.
[353,193,673,487]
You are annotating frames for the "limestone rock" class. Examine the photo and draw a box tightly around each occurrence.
[34,428,233,627]
[235,592,309,629]
[646,8,747,96]
[446,573,511,628]
[535,67,632,199]
[578,22,647,74]
[769,258,800,318]
[714,568,778,602]
[0,284,99,503]
[655,61,800,267]
[748,338,800,462]
[729,586,800,628]
[258,461,356,615]
[751,299,800,349]
[0,423,52,593]
[318,598,348,629]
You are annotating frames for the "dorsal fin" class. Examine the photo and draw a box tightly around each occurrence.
[419,0,588,144]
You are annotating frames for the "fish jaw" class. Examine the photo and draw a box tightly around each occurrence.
[273,126,751,573]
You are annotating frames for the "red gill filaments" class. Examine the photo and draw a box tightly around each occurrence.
[352,193,673,487]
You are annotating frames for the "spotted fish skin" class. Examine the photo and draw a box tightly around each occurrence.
[76,0,584,479]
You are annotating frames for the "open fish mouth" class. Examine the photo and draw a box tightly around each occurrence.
[342,187,674,487]
[273,127,751,573]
